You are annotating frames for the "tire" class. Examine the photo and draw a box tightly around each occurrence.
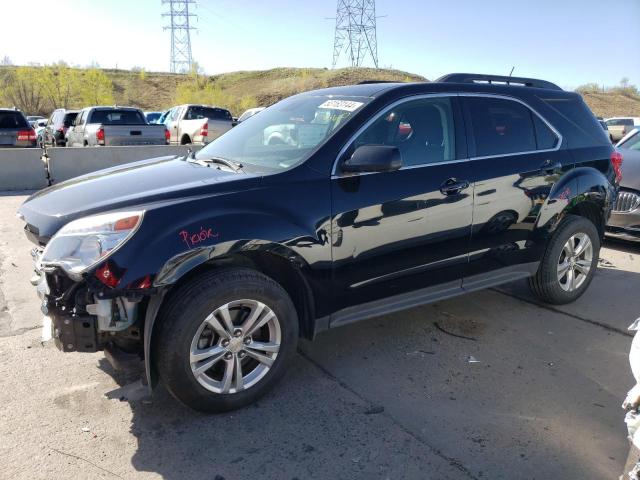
[155,268,298,413]
[528,214,600,305]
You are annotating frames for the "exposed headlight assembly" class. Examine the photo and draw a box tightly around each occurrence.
[41,211,144,280]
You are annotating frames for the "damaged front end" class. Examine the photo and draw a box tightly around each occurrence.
[29,211,152,363]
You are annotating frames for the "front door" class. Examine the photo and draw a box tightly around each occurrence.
[330,96,473,314]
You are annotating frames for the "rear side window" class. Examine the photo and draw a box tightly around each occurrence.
[532,115,559,150]
[186,106,232,121]
[89,109,146,125]
[0,111,29,129]
[466,97,537,156]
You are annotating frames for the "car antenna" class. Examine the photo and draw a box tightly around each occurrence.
[508,66,515,78]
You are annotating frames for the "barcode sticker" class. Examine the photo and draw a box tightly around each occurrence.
[318,100,364,112]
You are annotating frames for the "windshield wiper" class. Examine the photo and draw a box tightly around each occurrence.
[194,156,244,173]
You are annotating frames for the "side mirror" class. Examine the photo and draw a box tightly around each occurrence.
[342,145,402,173]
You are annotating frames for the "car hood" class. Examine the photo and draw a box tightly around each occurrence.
[19,155,260,240]
[621,148,640,190]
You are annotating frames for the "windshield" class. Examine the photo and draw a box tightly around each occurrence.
[619,130,640,151]
[195,95,370,171]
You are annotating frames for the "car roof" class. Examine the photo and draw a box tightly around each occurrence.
[300,74,570,100]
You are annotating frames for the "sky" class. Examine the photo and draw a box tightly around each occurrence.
[2,0,639,89]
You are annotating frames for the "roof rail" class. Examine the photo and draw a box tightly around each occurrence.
[436,73,562,91]
[357,80,404,85]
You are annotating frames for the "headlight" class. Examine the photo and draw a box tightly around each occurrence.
[41,211,144,280]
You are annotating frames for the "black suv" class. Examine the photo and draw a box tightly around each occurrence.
[18,74,618,412]
[0,108,37,147]
[43,109,79,146]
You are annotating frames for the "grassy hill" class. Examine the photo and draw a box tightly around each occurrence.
[100,67,640,118]
[1,65,638,118]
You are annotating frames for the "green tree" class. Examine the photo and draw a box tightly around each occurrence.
[40,63,82,109]
[3,66,46,114]
[79,68,114,105]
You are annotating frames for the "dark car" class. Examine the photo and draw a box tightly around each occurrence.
[0,109,37,147]
[43,109,79,147]
[608,128,640,241]
[18,73,618,413]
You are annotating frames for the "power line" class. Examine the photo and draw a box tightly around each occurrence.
[332,0,379,69]
[162,0,197,73]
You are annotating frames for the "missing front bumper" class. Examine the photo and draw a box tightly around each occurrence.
[48,312,100,353]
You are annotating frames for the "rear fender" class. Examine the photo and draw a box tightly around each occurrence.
[536,166,614,236]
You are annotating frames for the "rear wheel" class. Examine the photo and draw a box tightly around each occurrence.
[155,268,298,413]
[528,215,600,304]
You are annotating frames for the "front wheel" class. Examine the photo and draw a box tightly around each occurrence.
[155,268,298,413]
[528,215,600,304]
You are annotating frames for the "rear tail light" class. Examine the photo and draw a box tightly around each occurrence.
[611,150,623,184]
[164,128,170,144]
[96,127,105,144]
[200,124,208,138]
[17,129,36,141]
[57,127,65,133]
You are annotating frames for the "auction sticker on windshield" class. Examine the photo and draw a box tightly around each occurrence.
[318,100,364,112]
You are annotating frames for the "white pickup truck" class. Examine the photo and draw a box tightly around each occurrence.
[163,104,235,145]
[67,107,169,147]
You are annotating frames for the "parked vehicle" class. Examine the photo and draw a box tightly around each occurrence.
[605,117,640,142]
[608,128,640,241]
[597,118,614,142]
[157,109,171,125]
[237,107,265,123]
[67,106,169,147]
[26,115,46,128]
[19,73,618,413]
[42,109,79,147]
[145,111,163,124]
[0,108,37,147]
[164,104,234,145]
[34,119,48,146]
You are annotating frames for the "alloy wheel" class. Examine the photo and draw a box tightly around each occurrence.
[189,299,281,394]
[557,232,593,292]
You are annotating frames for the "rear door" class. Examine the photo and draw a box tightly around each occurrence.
[461,95,565,285]
[330,95,473,315]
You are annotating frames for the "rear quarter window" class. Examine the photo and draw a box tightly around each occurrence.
[63,113,78,127]
[0,111,29,129]
[540,96,608,148]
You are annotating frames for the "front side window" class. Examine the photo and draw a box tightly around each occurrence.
[467,97,540,157]
[345,97,456,167]
[196,95,370,172]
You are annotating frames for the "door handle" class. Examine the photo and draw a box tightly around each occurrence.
[539,159,562,174]
[440,178,470,196]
